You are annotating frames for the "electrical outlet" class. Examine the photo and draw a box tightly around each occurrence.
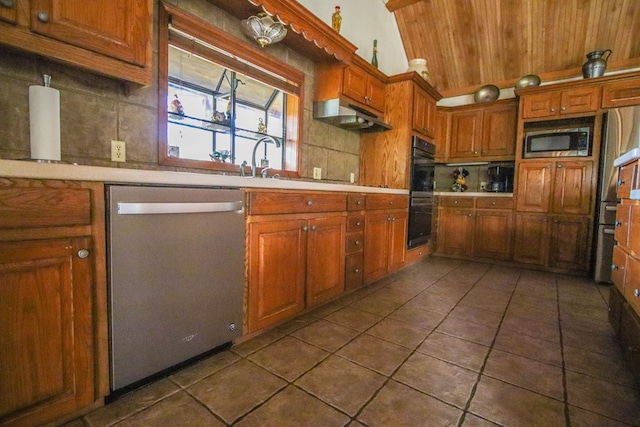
[313,167,322,180]
[480,181,487,190]
[111,140,126,162]
[350,172,355,184]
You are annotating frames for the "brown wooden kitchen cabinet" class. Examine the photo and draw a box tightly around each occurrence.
[434,109,450,162]
[345,194,366,290]
[602,77,640,108]
[547,215,590,271]
[516,160,593,215]
[520,86,600,119]
[315,58,386,116]
[363,194,408,284]
[412,84,437,139]
[0,179,107,427]
[512,213,549,265]
[0,0,152,85]
[246,190,347,332]
[474,209,513,260]
[448,100,517,162]
[436,208,475,257]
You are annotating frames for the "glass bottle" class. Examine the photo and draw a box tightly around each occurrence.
[331,6,342,32]
[371,39,378,68]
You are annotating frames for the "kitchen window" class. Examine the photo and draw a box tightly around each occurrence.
[159,4,303,175]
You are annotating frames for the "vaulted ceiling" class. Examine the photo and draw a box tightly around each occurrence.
[388,0,640,97]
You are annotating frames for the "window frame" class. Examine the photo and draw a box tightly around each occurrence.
[158,3,304,176]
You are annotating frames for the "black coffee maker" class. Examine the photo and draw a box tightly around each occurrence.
[487,166,514,192]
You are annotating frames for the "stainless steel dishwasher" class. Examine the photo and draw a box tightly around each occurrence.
[107,185,244,392]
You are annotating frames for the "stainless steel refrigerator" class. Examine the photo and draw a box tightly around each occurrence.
[594,106,640,282]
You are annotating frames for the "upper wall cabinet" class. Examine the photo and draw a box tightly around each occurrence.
[412,85,437,139]
[521,86,601,119]
[0,0,153,85]
[447,99,517,162]
[602,78,640,108]
[315,57,387,116]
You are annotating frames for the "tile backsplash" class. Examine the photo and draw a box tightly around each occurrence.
[434,162,515,193]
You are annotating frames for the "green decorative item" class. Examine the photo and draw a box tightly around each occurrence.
[371,39,378,68]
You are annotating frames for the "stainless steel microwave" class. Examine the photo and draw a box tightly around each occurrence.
[523,126,591,158]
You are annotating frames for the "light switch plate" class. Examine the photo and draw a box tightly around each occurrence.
[313,167,322,180]
[111,140,126,162]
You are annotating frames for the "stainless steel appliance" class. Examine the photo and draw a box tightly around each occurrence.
[313,98,392,133]
[107,185,245,392]
[487,165,514,192]
[408,136,435,248]
[523,125,591,158]
[594,106,640,282]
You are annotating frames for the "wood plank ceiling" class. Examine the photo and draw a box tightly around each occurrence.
[389,0,640,97]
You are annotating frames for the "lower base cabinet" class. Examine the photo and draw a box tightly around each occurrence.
[363,209,408,285]
[474,210,513,260]
[436,208,474,257]
[610,286,640,383]
[247,214,346,332]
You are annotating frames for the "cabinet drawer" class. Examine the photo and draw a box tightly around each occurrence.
[345,253,364,290]
[615,204,631,247]
[439,197,475,208]
[612,245,628,294]
[602,78,640,108]
[347,215,365,232]
[366,194,408,210]
[624,255,640,317]
[347,194,366,211]
[346,233,364,254]
[0,188,91,229]
[617,162,637,199]
[248,191,347,215]
[475,197,513,210]
[630,205,640,257]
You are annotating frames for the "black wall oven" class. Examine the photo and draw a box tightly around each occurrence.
[408,136,435,248]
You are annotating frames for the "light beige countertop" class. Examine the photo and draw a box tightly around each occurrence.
[0,160,408,194]
[434,191,513,197]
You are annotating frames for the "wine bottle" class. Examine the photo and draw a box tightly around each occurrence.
[371,39,378,68]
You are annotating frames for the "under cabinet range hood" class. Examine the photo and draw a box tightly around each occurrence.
[313,99,392,133]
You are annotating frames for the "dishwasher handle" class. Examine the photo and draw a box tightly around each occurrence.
[117,201,243,215]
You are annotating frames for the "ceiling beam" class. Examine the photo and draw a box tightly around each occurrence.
[385,0,422,12]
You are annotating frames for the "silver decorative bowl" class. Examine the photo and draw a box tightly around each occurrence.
[515,74,541,89]
[473,84,500,103]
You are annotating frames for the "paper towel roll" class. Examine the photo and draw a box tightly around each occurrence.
[29,83,61,161]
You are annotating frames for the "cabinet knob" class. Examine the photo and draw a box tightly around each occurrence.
[454,200,458,204]
[389,200,394,205]
[615,221,623,227]
[611,264,618,271]
[474,151,478,155]
[302,225,308,231]
[1,0,14,8]
[545,165,551,169]
[354,240,360,246]
[36,11,49,22]
[355,221,362,226]
[561,106,567,111]
[77,249,90,259]
[307,200,313,206]
[635,289,640,298]
[618,179,626,186]
[557,164,563,168]
[356,200,362,205]
[311,225,317,231]
[354,268,360,273]
[550,108,556,112]
[491,202,496,205]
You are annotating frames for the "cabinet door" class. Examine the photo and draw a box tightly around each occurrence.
[306,216,346,307]
[436,208,474,256]
[629,205,640,257]
[548,215,590,272]
[521,92,560,119]
[481,103,516,158]
[367,74,386,113]
[516,161,553,213]
[551,160,593,215]
[611,245,628,295]
[364,211,390,284]
[615,204,631,247]
[513,214,549,265]
[413,86,435,138]
[560,87,600,115]
[449,110,482,159]
[248,219,306,332]
[0,238,94,427]
[474,210,513,260]
[343,65,368,106]
[617,162,637,199]
[30,0,151,66]
[387,211,408,273]
[603,78,640,108]
[434,110,450,161]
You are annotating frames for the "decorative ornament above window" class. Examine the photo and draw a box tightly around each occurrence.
[241,12,287,48]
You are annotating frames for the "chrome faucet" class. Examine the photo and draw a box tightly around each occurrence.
[261,167,272,179]
[251,135,281,178]
[240,160,248,177]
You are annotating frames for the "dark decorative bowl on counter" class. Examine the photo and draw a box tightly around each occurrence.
[473,84,500,103]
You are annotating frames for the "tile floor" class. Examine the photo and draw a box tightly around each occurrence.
[67,258,640,426]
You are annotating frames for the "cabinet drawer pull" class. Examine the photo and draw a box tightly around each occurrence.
[302,225,308,231]
[356,200,362,205]
[1,0,14,8]
[354,268,360,273]
[618,179,626,186]
[307,200,313,206]
[454,200,458,204]
[311,225,317,231]
[77,249,90,259]
[37,11,49,22]
[545,165,551,169]
[561,106,566,111]
[557,164,563,168]
[611,264,618,271]
[355,221,362,226]
[354,240,360,246]
[550,108,556,112]
[491,202,496,205]
[635,289,640,298]
[615,221,623,227]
